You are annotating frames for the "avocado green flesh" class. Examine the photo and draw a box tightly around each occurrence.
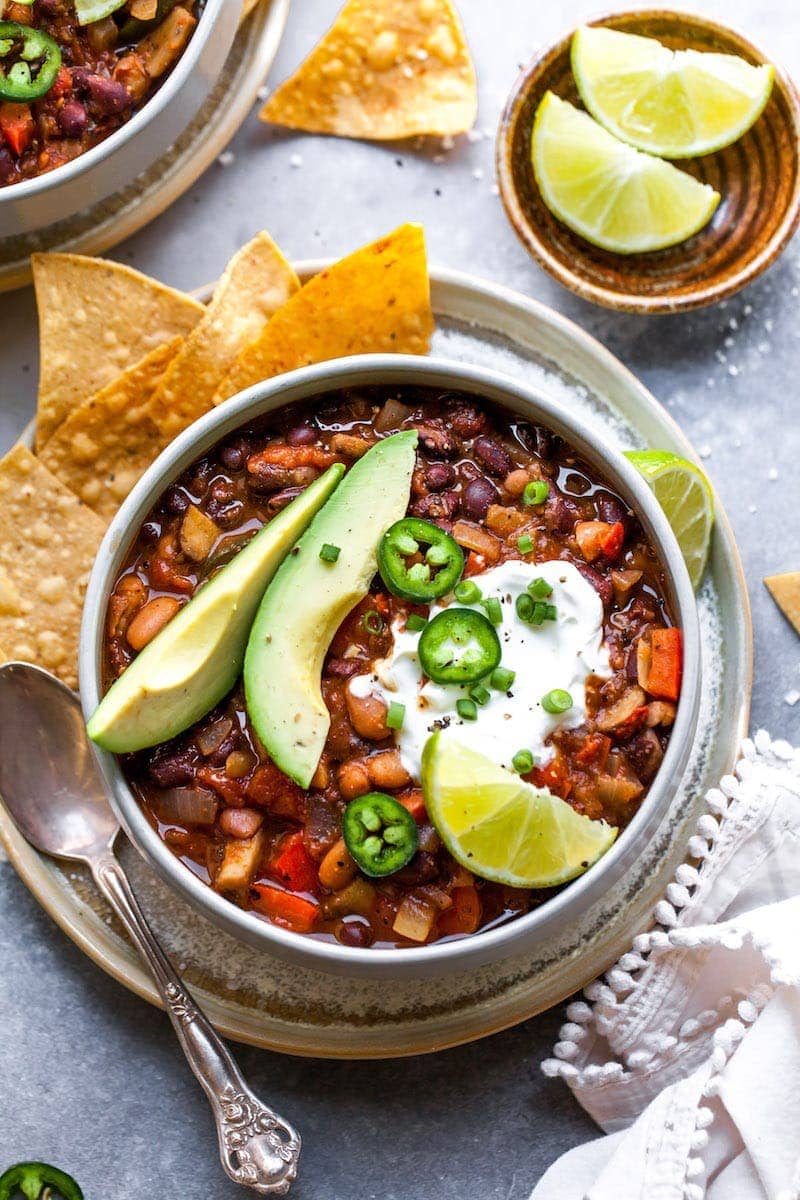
[244,430,418,788]
[87,463,345,754]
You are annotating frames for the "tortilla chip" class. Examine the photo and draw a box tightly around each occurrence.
[765,572,800,634]
[214,223,434,404]
[260,0,477,139]
[152,232,300,439]
[0,445,105,689]
[38,340,183,524]
[32,253,204,448]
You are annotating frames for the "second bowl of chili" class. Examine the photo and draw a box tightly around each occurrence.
[80,355,701,979]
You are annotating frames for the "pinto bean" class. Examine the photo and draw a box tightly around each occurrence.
[330,432,371,458]
[318,838,358,890]
[366,749,411,790]
[411,490,459,522]
[337,759,371,799]
[473,435,513,477]
[219,807,264,839]
[415,421,457,459]
[345,689,390,740]
[126,596,181,650]
[107,574,146,639]
[461,476,498,520]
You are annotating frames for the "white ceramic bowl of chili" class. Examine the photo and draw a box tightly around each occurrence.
[0,0,239,237]
[79,355,702,979]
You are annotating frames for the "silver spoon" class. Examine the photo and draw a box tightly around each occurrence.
[0,661,301,1195]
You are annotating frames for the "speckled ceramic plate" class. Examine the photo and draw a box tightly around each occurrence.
[0,0,291,294]
[0,265,751,1057]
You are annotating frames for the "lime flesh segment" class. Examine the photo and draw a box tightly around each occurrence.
[572,25,774,159]
[532,93,720,254]
[625,450,714,589]
[421,732,617,888]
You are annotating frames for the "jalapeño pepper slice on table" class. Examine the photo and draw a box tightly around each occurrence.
[0,1163,83,1200]
[417,607,501,685]
[377,517,464,602]
[0,23,62,103]
[342,792,419,877]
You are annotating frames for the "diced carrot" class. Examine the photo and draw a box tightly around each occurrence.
[251,884,319,932]
[646,628,682,702]
[269,831,318,894]
[249,445,336,469]
[599,521,625,561]
[437,886,481,936]
[397,788,427,823]
[464,551,486,577]
[575,733,611,768]
[0,103,34,156]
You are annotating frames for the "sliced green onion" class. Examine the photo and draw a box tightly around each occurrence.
[456,698,478,721]
[362,609,385,636]
[481,596,503,625]
[386,701,406,730]
[319,543,341,563]
[530,600,548,626]
[454,579,482,604]
[523,480,549,506]
[512,749,534,774]
[406,613,428,633]
[469,684,491,706]
[528,576,553,599]
[541,688,573,714]
[517,533,534,554]
[491,666,515,692]
[544,603,558,621]
[516,592,534,622]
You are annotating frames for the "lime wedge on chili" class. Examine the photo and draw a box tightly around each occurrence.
[531,92,720,254]
[625,450,714,590]
[571,25,774,160]
[421,733,617,888]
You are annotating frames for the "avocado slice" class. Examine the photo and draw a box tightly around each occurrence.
[244,430,418,787]
[87,463,345,753]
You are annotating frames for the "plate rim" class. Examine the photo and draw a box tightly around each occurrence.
[0,262,752,1057]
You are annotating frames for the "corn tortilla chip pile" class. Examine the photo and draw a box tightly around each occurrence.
[261,0,477,140]
[765,572,800,635]
[4,223,434,687]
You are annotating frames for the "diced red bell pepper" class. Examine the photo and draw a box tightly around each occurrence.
[251,884,319,932]
[0,103,34,157]
[246,760,305,819]
[646,627,683,702]
[599,521,625,561]
[437,886,481,936]
[50,66,73,98]
[575,733,611,769]
[397,788,427,823]
[269,831,318,895]
[533,754,572,799]
[575,520,625,563]
[464,551,485,577]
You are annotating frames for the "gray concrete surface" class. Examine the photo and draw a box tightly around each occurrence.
[1,1,799,1196]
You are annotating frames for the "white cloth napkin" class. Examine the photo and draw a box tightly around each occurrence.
[531,731,800,1200]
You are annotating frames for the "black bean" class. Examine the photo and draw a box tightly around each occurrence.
[246,461,293,493]
[286,423,318,446]
[324,657,364,679]
[219,440,249,472]
[205,499,244,528]
[518,423,557,459]
[140,521,161,544]
[473,435,513,476]
[424,463,456,492]
[164,486,190,515]
[462,476,498,520]
[147,745,197,788]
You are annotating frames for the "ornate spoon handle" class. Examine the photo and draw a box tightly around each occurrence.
[91,851,301,1194]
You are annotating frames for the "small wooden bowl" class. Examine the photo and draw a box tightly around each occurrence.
[496,9,800,313]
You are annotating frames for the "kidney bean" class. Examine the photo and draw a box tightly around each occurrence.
[424,462,456,492]
[393,852,438,886]
[286,423,318,446]
[447,401,486,438]
[624,729,663,783]
[518,423,557,459]
[246,460,293,493]
[82,73,131,114]
[462,476,499,520]
[265,488,303,515]
[164,485,190,515]
[0,149,13,185]
[577,563,613,608]
[411,490,459,521]
[415,421,457,459]
[473,435,513,477]
[324,657,363,679]
[140,521,161,544]
[148,744,197,788]
[58,100,87,138]
[206,498,244,528]
[596,490,630,529]
[219,439,249,472]
[544,494,582,534]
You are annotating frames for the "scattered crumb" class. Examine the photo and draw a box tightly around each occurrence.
[785,689,800,707]
[728,365,739,377]
[490,183,500,196]
[257,85,269,101]
[467,129,483,143]
[472,167,484,181]
[698,444,712,459]
[743,304,753,316]
[441,134,455,151]
[748,504,757,513]
[433,154,444,164]
[217,151,235,167]
[289,153,303,168]
[768,468,779,481]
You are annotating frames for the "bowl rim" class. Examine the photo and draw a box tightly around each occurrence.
[495,6,800,314]
[79,353,701,975]
[0,0,234,204]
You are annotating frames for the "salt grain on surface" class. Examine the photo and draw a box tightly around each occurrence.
[785,690,800,707]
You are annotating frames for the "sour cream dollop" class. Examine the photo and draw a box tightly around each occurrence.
[349,560,612,779]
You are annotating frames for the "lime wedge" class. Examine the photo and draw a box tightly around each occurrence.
[572,25,774,159]
[625,450,714,589]
[421,732,617,888]
[532,93,720,254]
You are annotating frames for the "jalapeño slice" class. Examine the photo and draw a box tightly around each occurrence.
[0,23,62,102]
[377,517,464,602]
[342,792,419,877]
[417,608,501,685]
[0,1163,83,1200]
